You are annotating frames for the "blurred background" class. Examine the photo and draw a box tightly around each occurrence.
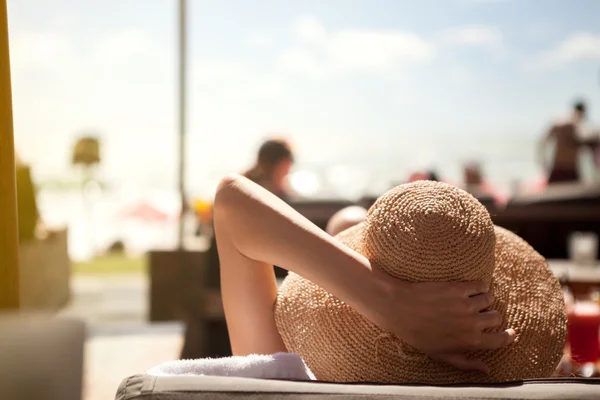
[6,0,600,398]
[10,0,600,260]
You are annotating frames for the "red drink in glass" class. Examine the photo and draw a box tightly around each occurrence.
[568,302,600,365]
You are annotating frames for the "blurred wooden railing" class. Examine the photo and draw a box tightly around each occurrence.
[0,0,20,310]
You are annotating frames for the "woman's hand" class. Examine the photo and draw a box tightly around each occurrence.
[362,270,515,374]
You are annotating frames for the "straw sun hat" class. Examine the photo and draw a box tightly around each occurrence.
[275,181,567,384]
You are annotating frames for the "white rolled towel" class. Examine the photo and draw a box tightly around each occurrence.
[147,353,315,381]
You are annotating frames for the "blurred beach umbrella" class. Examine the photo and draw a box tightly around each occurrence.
[115,201,173,255]
[72,136,101,167]
[119,201,171,222]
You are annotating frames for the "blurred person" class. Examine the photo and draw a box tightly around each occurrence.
[195,137,294,236]
[407,169,439,183]
[427,169,440,182]
[463,162,505,206]
[518,175,549,196]
[539,100,599,184]
[464,162,485,194]
[202,137,297,293]
[243,138,295,201]
[326,206,368,236]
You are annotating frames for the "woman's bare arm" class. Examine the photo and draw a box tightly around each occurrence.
[214,175,373,355]
[214,174,515,373]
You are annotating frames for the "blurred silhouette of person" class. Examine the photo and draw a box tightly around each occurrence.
[427,170,440,182]
[463,162,505,206]
[326,206,368,236]
[539,100,599,184]
[407,169,439,183]
[243,138,295,201]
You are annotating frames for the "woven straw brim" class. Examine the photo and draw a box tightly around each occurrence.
[275,224,567,384]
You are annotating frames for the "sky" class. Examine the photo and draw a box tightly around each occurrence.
[7,0,600,193]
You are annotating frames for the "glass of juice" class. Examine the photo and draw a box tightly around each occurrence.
[568,301,600,366]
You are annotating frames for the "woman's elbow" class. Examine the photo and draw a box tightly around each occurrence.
[214,173,244,216]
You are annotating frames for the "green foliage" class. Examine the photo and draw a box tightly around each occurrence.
[73,254,146,275]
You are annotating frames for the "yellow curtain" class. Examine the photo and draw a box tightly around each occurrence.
[16,164,39,242]
[0,0,20,310]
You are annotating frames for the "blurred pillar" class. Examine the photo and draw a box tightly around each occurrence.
[177,0,187,249]
[0,0,20,310]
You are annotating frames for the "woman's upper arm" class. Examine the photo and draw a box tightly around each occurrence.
[214,173,244,211]
[214,174,287,355]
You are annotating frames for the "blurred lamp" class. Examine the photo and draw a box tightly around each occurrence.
[71,136,100,166]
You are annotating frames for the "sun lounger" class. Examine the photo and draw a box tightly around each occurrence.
[116,374,600,400]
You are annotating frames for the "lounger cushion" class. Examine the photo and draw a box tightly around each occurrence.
[116,374,600,400]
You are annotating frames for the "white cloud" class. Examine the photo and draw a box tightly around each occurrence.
[278,49,325,78]
[10,28,156,78]
[248,75,286,98]
[441,25,503,47]
[195,61,246,82]
[278,16,434,78]
[193,60,286,99]
[93,29,152,57]
[9,27,175,180]
[294,16,327,43]
[536,32,600,68]
[10,31,76,72]
[328,30,433,69]
[245,33,274,49]
[49,10,80,28]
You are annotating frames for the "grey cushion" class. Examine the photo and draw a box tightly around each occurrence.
[116,374,600,400]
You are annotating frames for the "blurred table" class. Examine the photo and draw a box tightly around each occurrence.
[548,260,600,298]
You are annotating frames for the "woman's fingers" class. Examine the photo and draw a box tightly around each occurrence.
[381,278,516,370]
[470,329,516,351]
[468,292,495,312]
[476,310,503,330]
[459,281,489,298]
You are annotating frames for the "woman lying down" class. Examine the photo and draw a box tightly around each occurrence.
[148,174,566,384]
